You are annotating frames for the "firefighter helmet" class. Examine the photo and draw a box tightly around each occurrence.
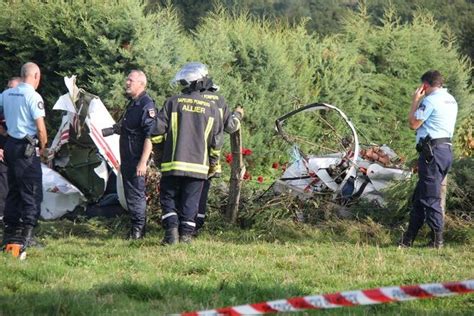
[172,62,209,87]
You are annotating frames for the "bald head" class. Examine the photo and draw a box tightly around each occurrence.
[20,62,41,90]
[130,70,147,86]
[126,70,147,99]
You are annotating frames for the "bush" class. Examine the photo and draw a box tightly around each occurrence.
[0,0,189,126]
[1,2,472,240]
[190,4,472,174]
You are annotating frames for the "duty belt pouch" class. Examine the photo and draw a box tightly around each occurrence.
[24,135,37,158]
[416,141,423,153]
[420,136,434,162]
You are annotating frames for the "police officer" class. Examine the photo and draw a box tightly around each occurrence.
[0,115,8,222]
[154,62,223,244]
[195,75,243,235]
[0,62,48,247]
[7,77,21,90]
[0,77,22,222]
[400,70,458,248]
[119,70,157,239]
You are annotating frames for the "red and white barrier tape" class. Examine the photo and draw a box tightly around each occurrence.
[180,279,474,316]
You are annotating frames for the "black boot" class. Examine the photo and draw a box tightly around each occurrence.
[425,230,444,248]
[399,234,413,248]
[398,220,421,248]
[129,226,145,240]
[22,226,42,248]
[193,218,204,238]
[2,224,23,248]
[191,228,200,238]
[425,230,435,247]
[161,227,178,245]
[398,230,417,248]
[428,231,444,249]
[179,234,193,244]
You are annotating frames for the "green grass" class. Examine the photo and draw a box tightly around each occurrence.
[0,218,473,316]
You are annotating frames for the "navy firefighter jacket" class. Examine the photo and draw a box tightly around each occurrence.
[154,90,223,179]
[119,92,157,163]
[202,91,241,134]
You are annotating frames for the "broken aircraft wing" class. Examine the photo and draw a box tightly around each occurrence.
[41,76,126,220]
[273,102,410,203]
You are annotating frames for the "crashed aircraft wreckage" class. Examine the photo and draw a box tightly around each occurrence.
[273,103,411,204]
[41,82,409,219]
[41,76,126,220]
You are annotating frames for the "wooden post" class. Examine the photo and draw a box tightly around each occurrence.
[225,128,244,223]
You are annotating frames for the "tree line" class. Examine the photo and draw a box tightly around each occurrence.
[149,0,474,63]
[0,0,472,171]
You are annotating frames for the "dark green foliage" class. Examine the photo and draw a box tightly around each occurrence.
[189,4,471,169]
[0,0,472,237]
[447,158,474,218]
[148,0,215,31]
[1,2,470,162]
[149,0,474,62]
[365,0,474,62]
[0,0,188,121]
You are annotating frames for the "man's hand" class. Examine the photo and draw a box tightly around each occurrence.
[136,161,147,177]
[40,147,50,164]
[234,106,244,119]
[408,85,426,130]
[207,164,221,179]
[412,84,426,104]
[0,148,4,162]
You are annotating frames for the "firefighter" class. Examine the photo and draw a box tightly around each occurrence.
[0,62,48,248]
[195,76,243,235]
[399,70,458,248]
[120,70,157,239]
[154,62,223,244]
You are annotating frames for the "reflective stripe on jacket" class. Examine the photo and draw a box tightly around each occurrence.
[154,90,223,179]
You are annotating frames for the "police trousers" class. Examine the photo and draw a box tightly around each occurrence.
[121,161,146,228]
[4,137,42,228]
[0,162,8,218]
[409,143,452,233]
[160,176,204,235]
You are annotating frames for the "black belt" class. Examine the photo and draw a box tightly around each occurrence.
[7,135,38,143]
[430,138,451,146]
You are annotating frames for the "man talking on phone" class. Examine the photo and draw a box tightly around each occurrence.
[399,70,458,249]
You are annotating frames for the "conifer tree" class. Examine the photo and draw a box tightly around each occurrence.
[0,0,188,114]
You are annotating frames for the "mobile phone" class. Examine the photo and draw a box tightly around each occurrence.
[421,83,429,93]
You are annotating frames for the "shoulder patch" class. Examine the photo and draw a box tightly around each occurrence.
[37,101,44,110]
[148,109,156,118]
[418,103,425,111]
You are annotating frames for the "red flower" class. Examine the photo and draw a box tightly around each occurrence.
[272,162,279,169]
[241,148,253,156]
[257,176,264,183]
[243,171,252,180]
[225,153,233,164]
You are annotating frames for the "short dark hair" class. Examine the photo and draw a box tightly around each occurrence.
[420,70,444,87]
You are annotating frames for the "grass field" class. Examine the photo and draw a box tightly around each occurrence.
[0,217,473,315]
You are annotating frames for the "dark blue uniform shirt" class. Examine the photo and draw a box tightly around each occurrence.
[119,92,156,163]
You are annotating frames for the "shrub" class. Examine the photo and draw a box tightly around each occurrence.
[0,0,189,125]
